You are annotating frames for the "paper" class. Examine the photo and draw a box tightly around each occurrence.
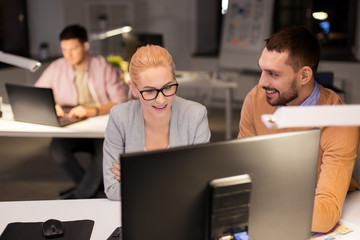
[311,223,353,240]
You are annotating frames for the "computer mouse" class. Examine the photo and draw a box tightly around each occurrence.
[42,219,64,238]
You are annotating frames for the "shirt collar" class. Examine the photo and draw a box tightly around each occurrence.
[277,83,320,109]
[300,83,320,106]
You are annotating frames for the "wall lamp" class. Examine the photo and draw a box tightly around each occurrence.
[89,26,132,41]
[0,51,41,72]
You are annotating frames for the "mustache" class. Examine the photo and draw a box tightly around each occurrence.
[262,86,278,92]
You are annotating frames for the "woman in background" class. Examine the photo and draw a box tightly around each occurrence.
[103,45,211,200]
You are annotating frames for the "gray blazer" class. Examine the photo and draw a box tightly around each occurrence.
[103,96,211,200]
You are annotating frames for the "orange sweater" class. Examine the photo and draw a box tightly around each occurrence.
[238,84,359,233]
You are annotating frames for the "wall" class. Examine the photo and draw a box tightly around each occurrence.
[26,0,65,58]
[319,61,360,103]
[2,0,360,104]
[26,0,196,70]
[189,57,360,104]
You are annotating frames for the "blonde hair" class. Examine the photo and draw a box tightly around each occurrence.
[129,45,175,85]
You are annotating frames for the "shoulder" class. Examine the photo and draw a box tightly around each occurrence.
[89,54,106,61]
[108,100,141,128]
[88,55,112,67]
[45,58,70,69]
[171,96,208,126]
[244,85,262,102]
[250,85,264,99]
[110,99,142,123]
[111,99,140,115]
[173,96,207,114]
[87,55,119,77]
[317,84,344,105]
[36,58,71,86]
[243,85,268,109]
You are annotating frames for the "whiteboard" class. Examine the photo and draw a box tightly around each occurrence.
[219,0,275,71]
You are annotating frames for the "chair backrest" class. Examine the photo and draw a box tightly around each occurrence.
[121,32,164,61]
[315,71,345,94]
[315,71,334,88]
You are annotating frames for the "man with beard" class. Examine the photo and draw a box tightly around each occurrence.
[238,25,359,233]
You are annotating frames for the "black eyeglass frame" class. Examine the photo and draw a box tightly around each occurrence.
[137,83,179,101]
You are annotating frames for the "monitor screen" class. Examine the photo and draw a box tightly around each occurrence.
[120,129,320,240]
[120,32,163,61]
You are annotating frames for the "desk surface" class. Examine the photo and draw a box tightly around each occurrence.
[1,192,360,239]
[0,199,120,240]
[338,191,360,239]
[0,104,108,138]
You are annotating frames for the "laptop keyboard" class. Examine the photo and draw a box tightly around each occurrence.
[58,115,84,127]
[57,106,86,126]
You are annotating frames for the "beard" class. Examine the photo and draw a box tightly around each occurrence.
[264,79,298,106]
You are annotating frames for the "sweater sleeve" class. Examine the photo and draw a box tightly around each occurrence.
[34,62,57,88]
[193,104,211,144]
[171,97,211,146]
[103,106,125,201]
[312,126,359,233]
[238,87,257,138]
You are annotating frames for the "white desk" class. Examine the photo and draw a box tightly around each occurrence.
[338,191,360,239]
[1,192,359,239]
[0,104,108,138]
[176,71,237,140]
[1,74,238,140]
[0,199,121,240]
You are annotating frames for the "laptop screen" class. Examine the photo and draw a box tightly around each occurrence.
[5,83,83,127]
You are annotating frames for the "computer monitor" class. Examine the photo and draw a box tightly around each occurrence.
[120,32,164,61]
[120,129,320,240]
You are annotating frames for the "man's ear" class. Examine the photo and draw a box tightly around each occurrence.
[83,42,90,51]
[299,66,313,86]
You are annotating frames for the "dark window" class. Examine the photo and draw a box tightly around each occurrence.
[193,0,223,56]
[273,0,357,61]
[195,0,358,61]
[0,0,30,68]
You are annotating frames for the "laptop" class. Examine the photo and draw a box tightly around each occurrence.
[120,129,320,240]
[5,83,85,127]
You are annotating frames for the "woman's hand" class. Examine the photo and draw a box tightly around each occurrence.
[112,162,121,181]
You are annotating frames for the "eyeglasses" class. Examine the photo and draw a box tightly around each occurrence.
[137,83,179,101]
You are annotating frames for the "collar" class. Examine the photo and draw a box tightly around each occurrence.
[277,83,320,109]
[300,83,320,106]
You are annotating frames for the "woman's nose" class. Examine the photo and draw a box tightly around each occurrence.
[155,91,167,103]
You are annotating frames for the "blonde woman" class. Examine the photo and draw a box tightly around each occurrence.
[103,45,211,200]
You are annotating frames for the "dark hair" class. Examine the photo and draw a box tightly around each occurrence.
[59,24,88,43]
[265,25,321,74]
